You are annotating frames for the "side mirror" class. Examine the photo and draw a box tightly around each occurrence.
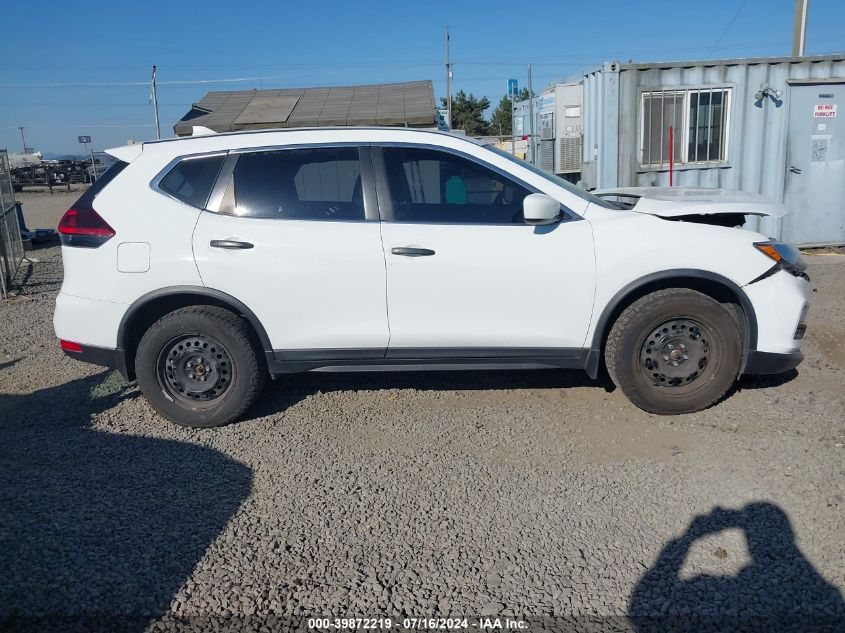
[522,193,561,226]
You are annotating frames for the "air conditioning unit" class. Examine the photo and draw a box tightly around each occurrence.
[558,136,582,173]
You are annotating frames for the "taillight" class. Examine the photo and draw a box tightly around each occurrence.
[58,207,115,248]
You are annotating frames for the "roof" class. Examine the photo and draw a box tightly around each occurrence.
[585,53,845,75]
[173,80,437,136]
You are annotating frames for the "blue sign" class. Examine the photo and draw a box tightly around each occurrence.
[508,79,518,97]
[436,108,450,131]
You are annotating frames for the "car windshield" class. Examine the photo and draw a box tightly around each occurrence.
[484,145,617,209]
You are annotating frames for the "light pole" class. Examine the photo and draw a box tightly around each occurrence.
[78,135,96,182]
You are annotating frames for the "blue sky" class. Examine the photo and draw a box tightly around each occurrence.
[2,0,843,154]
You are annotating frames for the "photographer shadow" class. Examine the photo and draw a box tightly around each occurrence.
[0,371,252,632]
[628,502,844,632]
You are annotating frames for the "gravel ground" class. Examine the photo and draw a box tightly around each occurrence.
[13,188,88,230]
[1,192,843,632]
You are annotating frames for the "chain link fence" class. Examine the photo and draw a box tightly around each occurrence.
[0,149,26,299]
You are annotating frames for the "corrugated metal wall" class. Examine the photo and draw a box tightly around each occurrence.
[584,57,845,237]
[583,63,620,189]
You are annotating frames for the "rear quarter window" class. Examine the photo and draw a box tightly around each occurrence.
[157,155,225,209]
[73,160,128,207]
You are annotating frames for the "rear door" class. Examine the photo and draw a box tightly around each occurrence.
[191,145,389,356]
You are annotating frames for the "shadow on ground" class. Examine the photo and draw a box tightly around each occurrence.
[0,372,253,633]
[10,248,63,297]
[737,368,800,390]
[628,502,844,632]
[250,368,609,417]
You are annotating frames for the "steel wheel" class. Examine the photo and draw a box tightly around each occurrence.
[605,288,742,415]
[640,318,712,387]
[157,334,235,408]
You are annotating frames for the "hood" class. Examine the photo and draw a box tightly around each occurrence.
[593,187,788,219]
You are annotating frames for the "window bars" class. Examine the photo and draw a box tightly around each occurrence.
[641,88,731,167]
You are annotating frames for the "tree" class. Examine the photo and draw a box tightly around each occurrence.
[486,87,537,137]
[516,87,533,102]
[488,95,513,137]
[441,90,490,136]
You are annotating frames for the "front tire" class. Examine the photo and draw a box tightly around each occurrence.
[605,289,742,415]
[135,306,265,427]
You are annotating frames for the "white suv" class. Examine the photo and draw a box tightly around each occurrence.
[54,127,810,427]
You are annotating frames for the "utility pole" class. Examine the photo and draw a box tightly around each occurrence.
[445,27,452,130]
[527,64,535,165]
[151,65,161,140]
[18,127,27,153]
[792,0,809,56]
[511,94,516,156]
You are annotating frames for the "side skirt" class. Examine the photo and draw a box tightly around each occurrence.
[266,348,590,376]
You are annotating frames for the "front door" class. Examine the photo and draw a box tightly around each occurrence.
[192,146,389,355]
[375,145,596,356]
[782,82,845,246]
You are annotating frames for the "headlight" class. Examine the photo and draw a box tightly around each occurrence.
[753,240,807,275]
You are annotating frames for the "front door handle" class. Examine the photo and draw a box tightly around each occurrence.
[391,247,435,257]
[210,239,254,250]
[789,166,802,174]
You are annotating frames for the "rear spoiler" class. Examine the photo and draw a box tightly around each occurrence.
[105,144,143,163]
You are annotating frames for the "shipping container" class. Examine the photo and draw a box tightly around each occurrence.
[582,54,845,245]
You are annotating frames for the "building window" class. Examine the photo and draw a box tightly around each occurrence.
[640,88,731,167]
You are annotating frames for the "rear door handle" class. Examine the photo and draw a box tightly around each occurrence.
[391,247,435,257]
[210,239,254,250]
[789,166,802,174]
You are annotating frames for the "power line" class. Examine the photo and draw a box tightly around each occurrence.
[709,0,752,58]
[1,36,841,73]
[1,35,842,90]
[0,102,189,106]
[0,76,265,88]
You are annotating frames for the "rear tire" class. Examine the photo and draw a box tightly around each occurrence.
[135,306,265,427]
[605,288,742,415]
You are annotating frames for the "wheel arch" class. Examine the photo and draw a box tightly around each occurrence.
[118,286,272,380]
[585,269,757,379]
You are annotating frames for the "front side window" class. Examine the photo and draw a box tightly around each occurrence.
[383,147,530,224]
[158,154,225,208]
[640,88,731,167]
[231,147,363,220]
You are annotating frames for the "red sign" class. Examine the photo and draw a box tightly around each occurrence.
[813,104,837,118]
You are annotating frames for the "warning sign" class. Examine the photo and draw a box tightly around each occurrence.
[813,104,837,118]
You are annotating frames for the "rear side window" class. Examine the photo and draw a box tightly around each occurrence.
[73,160,128,207]
[158,155,225,209]
[230,147,363,220]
